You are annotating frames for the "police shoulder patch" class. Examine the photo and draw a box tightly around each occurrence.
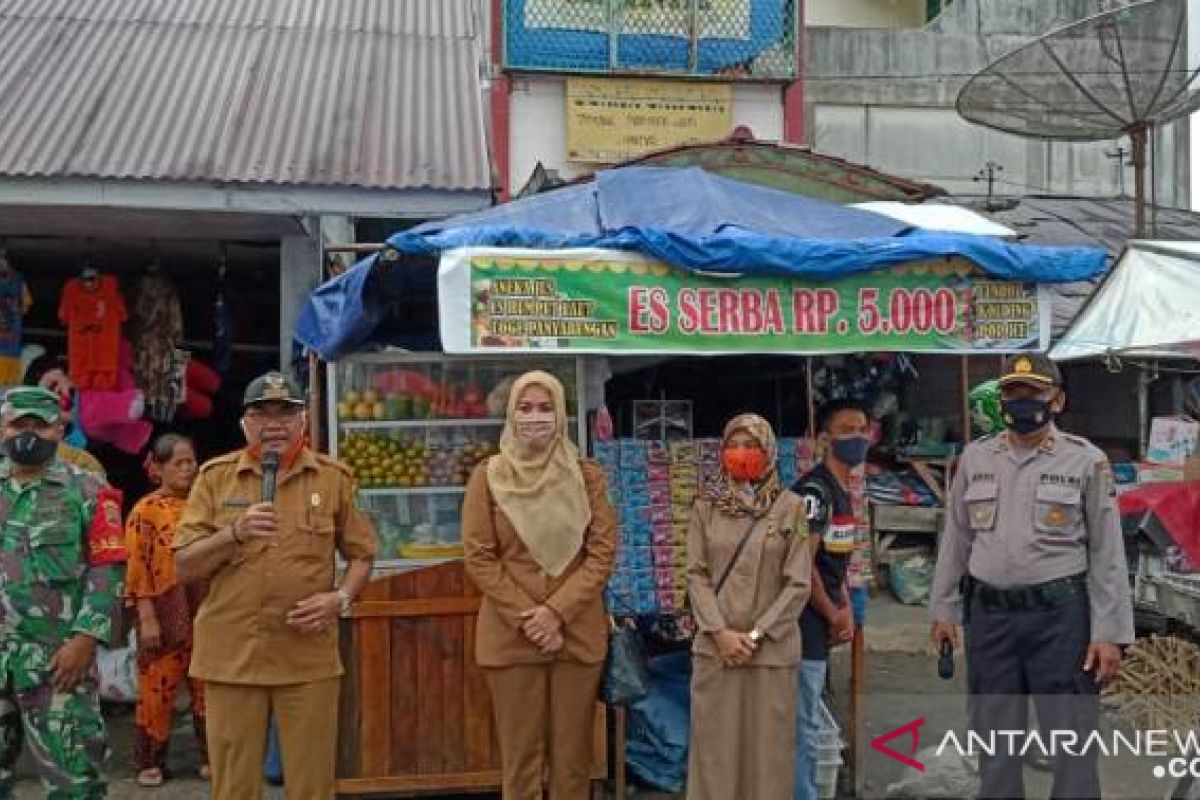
[1095,460,1117,499]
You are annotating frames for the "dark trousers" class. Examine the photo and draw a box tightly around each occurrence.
[965,586,1101,800]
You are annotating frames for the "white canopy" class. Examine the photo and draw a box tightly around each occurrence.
[852,201,1017,238]
[1050,241,1200,361]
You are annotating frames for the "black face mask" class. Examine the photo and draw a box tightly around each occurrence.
[3,432,58,466]
[1001,397,1053,435]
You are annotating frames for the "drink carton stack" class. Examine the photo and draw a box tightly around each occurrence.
[600,437,820,624]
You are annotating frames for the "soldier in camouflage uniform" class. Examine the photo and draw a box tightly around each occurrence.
[0,387,126,799]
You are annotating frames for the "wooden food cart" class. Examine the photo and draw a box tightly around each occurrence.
[326,354,608,795]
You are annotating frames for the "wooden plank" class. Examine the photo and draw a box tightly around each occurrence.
[358,617,391,777]
[350,597,481,618]
[613,705,627,799]
[388,617,419,775]
[359,575,393,602]
[389,571,419,776]
[960,355,971,449]
[336,770,502,794]
[459,560,495,768]
[462,610,495,771]
[441,568,467,773]
[335,617,361,779]
[415,566,448,773]
[590,703,608,779]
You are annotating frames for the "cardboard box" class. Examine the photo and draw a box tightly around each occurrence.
[1186,457,1200,481]
[1146,416,1200,465]
[1136,461,1186,484]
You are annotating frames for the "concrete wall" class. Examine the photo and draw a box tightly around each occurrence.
[806,0,926,29]
[806,0,1191,206]
[280,222,325,372]
[508,75,785,189]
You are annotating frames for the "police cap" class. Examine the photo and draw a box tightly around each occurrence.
[998,353,1062,389]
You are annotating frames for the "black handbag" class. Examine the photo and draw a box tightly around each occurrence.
[601,615,650,706]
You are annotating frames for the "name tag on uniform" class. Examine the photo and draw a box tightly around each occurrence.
[221,500,251,509]
[825,515,857,554]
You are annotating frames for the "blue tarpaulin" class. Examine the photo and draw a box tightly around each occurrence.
[295,167,1108,359]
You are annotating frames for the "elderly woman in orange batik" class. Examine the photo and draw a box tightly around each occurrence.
[124,434,209,787]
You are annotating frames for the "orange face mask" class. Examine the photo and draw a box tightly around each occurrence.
[721,445,770,482]
[246,437,307,472]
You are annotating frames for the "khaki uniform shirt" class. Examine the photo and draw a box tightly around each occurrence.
[175,448,377,685]
[462,459,617,668]
[687,491,812,666]
[930,426,1134,644]
[57,444,105,478]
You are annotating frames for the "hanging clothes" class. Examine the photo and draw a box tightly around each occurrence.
[59,274,127,390]
[131,272,184,422]
[0,257,33,386]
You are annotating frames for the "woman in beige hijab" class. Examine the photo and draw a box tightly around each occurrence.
[462,370,617,799]
[686,413,812,800]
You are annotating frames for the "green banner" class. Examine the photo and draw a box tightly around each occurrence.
[438,248,1048,354]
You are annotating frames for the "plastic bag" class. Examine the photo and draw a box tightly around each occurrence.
[969,380,1004,436]
[96,629,138,703]
[626,652,691,792]
[889,555,934,606]
[886,747,978,798]
[601,621,650,706]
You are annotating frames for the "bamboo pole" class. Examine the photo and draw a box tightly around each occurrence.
[805,357,817,436]
[960,356,971,447]
[308,351,323,453]
[849,624,866,796]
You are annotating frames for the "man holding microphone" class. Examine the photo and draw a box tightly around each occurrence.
[174,372,376,799]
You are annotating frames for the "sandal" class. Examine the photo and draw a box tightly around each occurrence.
[136,768,164,787]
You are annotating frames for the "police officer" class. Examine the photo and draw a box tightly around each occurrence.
[174,372,376,800]
[930,353,1134,799]
[0,386,126,798]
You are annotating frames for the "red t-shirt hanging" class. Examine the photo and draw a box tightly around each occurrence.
[58,275,127,390]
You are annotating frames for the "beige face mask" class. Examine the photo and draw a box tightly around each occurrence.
[515,410,556,447]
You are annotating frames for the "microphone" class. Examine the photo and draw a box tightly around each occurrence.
[938,640,955,680]
[261,451,280,503]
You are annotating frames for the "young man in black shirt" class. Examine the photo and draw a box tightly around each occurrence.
[792,399,871,800]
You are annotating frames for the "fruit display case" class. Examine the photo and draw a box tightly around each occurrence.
[328,353,587,569]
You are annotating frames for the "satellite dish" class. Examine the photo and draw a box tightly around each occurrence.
[957,0,1200,236]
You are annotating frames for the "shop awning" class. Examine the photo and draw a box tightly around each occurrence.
[296,167,1107,359]
[1050,241,1200,361]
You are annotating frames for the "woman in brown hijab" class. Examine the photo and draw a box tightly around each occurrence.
[462,370,617,799]
[686,413,812,800]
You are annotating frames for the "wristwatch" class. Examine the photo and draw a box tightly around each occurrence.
[748,629,763,645]
[336,588,353,617]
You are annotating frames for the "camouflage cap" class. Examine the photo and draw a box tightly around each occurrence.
[243,371,305,408]
[1,386,62,423]
[998,352,1063,389]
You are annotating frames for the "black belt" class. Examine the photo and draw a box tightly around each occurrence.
[962,573,1087,613]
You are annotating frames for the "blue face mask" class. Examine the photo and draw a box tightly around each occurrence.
[831,435,870,467]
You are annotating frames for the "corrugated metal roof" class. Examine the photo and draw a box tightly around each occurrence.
[933,195,1200,339]
[0,0,492,191]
